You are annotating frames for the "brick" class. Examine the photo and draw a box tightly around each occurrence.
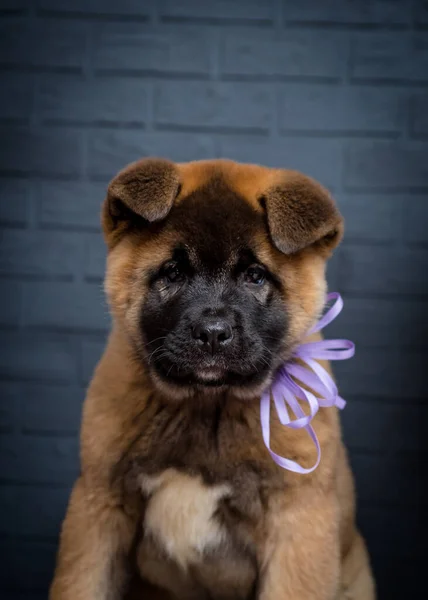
[6,594,46,600]
[403,196,428,243]
[285,0,409,25]
[335,348,426,398]
[328,297,428,348]
[0,0,30,10]
[84,233,107,280]
[0,73,33,121]
[371,555,425,599]
[342,399,427,453]
[415,0,428,25]
[39,0,150,17]
[279,85,405,134]
[0,540,56,591]
[0,19,86,71]
[219,137,342,190]
[161,0,273,23]
[0,485,70,538]
[222,32,346,80]
[351,32,428,82]
[0,381,82,436]
[38,76,147,125]
[359,507,424,559]
[0,332,77,382]
[0,127,82,177]
[337,245,428,295]
[37,181,105,231]
[0,382,19,432]
[350,453,420,506]
[411,92,428,136]
[0,433,79,484]
[338,194,402,242]
[88,130,215,180]
[7,594,46,600]
[155,82,272,132]
[81,339,105,385]
[344,141,428,190]
[23,281,109,332]
[0,230,81,278]
[21,383,83,434]
[0,179,28,226]
[0,281,21,327]
[93,24,210,76]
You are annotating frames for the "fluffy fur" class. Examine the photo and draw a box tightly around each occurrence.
[50,158,375,600]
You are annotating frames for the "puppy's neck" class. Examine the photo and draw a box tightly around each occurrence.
[96,325,327,420]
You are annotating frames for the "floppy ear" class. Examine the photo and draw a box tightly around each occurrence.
[102,157,181,246]
[261,171,343,255]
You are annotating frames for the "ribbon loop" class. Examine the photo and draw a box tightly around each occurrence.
[296,339,355,361]
[307,292,343,334]
[260,292,354,474]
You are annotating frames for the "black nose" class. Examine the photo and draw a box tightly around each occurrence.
[192,319,233,354]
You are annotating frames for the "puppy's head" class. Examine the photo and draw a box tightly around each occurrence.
[103,158,343,400]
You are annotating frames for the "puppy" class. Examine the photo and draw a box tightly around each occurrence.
[50,158,375,600]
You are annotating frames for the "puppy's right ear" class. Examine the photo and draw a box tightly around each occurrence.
[102,158,181,247]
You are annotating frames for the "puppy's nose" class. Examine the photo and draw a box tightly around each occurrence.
[192,320,233,354]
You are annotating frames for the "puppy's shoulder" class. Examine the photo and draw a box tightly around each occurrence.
[79,328,153,482]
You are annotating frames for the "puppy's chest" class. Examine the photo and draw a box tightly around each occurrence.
[137,468,260,599]
[124,406,281,598]
[125,409,282,526]
[140,469,233,564]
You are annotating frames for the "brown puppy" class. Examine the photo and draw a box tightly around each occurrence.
[50,159,375,600]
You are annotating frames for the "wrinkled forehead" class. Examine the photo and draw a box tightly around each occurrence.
[163,178,267,268]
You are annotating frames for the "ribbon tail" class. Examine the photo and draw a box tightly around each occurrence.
[260,394,321,474]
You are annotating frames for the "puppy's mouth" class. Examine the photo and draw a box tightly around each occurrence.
[193,364,231,387]
[192,354,225,377]
[152,353,271,390]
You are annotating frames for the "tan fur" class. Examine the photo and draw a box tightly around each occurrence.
[141,469,230,568]
[50,159,375,600]
[176,159,281,206]
[176,159,343,254]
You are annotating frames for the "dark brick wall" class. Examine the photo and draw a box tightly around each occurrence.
[0,1,427,598]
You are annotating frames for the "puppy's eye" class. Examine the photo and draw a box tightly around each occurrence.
[244,265,266,286]
[164,263,183,283]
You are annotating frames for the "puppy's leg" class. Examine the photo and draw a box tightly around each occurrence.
[338,532,376,600]
[258,490,340,600]
[50,477,136,600]
[125,579,173,600]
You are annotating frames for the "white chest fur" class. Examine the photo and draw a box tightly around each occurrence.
[141,469,231,568]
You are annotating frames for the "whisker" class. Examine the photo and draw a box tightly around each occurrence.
[147,346,166,363]
[258,343,275,358]
[144,335,168,348]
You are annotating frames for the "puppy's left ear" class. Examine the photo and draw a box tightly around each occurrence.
[102,157,181,247]
[261,171,343,255]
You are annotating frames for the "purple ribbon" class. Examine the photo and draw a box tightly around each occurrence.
[260,292,354,474]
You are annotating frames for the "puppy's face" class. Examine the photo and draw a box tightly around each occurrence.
[103,159,343,400]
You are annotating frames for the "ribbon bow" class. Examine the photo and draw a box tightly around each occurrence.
[260,292,354,474]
